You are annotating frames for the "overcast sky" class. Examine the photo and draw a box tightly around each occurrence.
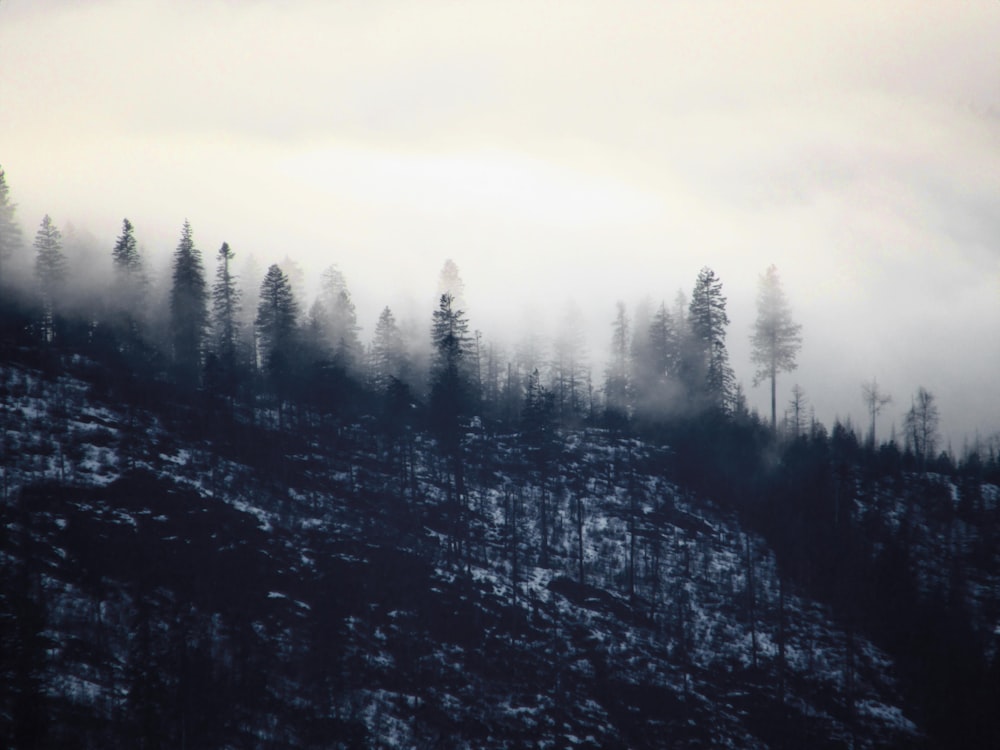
[2,0,999,448]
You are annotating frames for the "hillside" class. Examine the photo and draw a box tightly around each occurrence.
[7,350,993,749]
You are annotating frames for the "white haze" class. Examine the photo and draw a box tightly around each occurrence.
[2,0,999,449]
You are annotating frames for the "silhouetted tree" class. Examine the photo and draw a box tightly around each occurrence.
[787,384,807,438]
[169,220,208,387]
[109,218,147,349]
[0,165,24,287]
[751,265,802,432]
[33,214,66,341]
[209,242,242,405]
[370,306,406,392]
[256,264,298,383]
[686,267,734,411]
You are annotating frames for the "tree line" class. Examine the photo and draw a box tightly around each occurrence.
[0,164,985,470]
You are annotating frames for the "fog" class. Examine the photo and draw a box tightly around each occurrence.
[2,0,999,448]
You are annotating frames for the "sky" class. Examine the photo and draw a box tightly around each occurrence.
[2,0,999,449]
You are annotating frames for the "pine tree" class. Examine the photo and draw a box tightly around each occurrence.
[255,264,298,373]
[633,301,680,418]
[210,242,242,395]
[686,267,734,411]
[169,220,208,387]
[33,214,66,293]
[430,293,472,434]
[750,265,802,431]
[33,215,66,341]
[317,265,362,370]
[370,306,405,392]
[111,218,141,276]
[110,218,147,344]
[0,165,24,287]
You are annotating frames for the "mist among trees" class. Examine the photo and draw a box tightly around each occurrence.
[2,161,1000,748]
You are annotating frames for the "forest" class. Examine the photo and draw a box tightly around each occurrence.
[2,162,1000,748]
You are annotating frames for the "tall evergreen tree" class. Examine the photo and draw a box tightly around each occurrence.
[169,220,208,387]
[317,265,362,370]
[33,215,66,341]
[33,214,66,293]
[633,301,681,418]
[370,306,405,392]
[255,264,298,374]
[111,218,141,276]
[210,242,242,393]
[430,293,472,434]
[750,265,802,431]
[110,218,146,343]
[686,266,734,411]
[0,165,23,287]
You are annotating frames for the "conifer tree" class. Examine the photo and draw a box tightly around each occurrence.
[110,218,146,343]
[430,293,472,434]
[255,264,298,373]
[0,165,23,287]
[686,267,734,411]
[317,265,362,370]
[33,215,65,341]
[169,220,208,387]
[111,218,141,276]
[751,265,802,431]
[370,306,405,392]
[210,243,242,394]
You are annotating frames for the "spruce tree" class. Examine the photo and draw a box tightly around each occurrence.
[210,242,242,395]
[317,265,362,370]
[370,306,405,392]
[33,215,65,341]
[430,293,472,438]
[110,218,146,344]
[686,266,734,411]
[750,264,802,431]
[111,218,141,276]
[169,220,208,387]
[0,165,23,287]
[255,264,298,373]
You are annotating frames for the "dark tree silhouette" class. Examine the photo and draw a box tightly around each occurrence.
[169,220,208,387]
[209,242,243,405]
[0,165,23,287]
[686,267,734,411]
[256,264,298,375]
[370,305,405,392]
[33,214,66,341]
